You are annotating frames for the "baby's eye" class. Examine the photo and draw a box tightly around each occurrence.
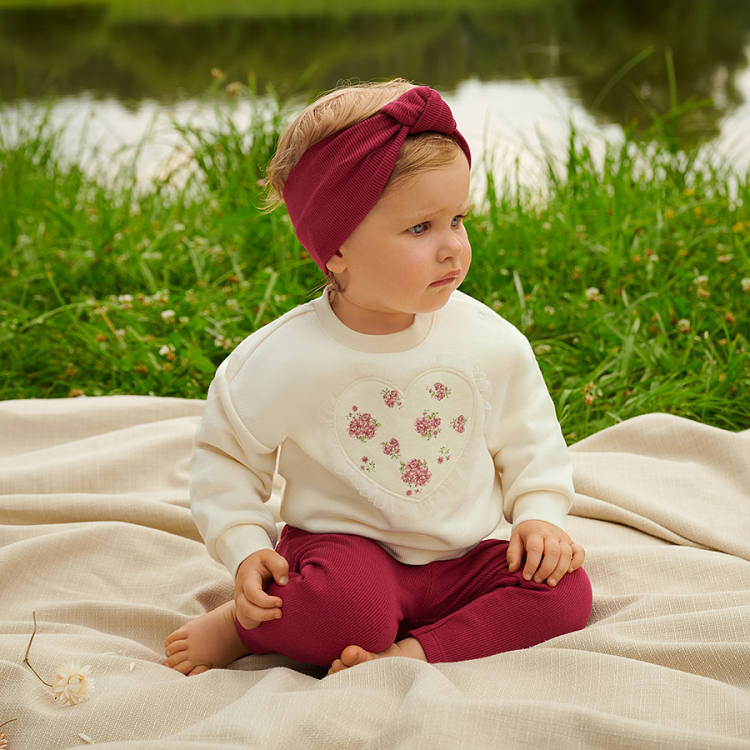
[451,215,465,227]
[408,222,427,235]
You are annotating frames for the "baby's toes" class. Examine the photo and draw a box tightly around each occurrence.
[327,659,345,676]
[164,628,187,649]
[164,638,188,659]
[164,653,195,675]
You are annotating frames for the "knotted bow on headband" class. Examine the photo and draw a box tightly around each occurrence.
[283,86,471,272]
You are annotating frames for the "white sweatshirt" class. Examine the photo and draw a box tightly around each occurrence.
[191,290,574,580]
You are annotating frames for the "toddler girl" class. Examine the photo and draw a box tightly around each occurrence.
[164,79,592,676]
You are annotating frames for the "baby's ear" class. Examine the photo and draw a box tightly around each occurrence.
[326,249,347,274]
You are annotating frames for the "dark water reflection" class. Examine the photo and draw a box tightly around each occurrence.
[1,0,749,141]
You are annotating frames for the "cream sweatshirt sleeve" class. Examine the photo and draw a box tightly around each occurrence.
[486,329,573,532]
[190,364,280,580]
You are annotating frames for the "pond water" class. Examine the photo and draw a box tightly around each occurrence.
[2,0,750,192]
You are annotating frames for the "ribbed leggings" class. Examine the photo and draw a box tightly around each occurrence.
[235,525,592,668]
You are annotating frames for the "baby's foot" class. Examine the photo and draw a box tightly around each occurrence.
[327,637,427,675]
[164,601,251,676]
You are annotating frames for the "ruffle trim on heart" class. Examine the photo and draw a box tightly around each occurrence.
[322,362,493,516]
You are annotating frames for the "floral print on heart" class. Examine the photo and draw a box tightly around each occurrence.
[415,411,441,440]
[381,388,403,409]
[400,458,432,495]
[348,407,380,442]
[382,437,401,458]
[451,415,467,434]
[428,382,451,401]
[337,369,480,506]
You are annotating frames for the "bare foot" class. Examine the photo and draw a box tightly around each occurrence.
[163,601,251,676]
[327,637,427,675]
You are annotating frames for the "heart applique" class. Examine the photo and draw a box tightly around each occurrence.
[331,367,484,508]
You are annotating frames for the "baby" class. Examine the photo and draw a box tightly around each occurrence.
[164,79,592,676]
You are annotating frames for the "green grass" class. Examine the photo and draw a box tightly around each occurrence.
[0,0,559,21]
[1,84,748,443]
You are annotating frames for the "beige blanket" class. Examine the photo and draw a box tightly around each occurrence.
[1,396,749,749]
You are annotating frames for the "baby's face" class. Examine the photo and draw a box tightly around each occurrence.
[326,156,471,335]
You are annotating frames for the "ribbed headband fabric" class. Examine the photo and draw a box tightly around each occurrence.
[283,86,471,272]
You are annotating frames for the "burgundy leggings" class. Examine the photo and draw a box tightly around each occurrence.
[236,526,592,668]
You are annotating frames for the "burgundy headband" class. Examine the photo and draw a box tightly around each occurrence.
[283,86,471,272]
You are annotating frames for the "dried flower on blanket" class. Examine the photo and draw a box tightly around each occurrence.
[24,612,96,706]
[52,661,97,706]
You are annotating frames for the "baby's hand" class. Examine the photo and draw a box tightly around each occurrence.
[234,549,289,630]
[507,520,585,587]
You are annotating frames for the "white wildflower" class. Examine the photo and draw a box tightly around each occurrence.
[51,661,96,706]
[742,278,750,292]
[585,287,602,302]
[676,319,691,333]
[159,344,175,357]
[160,309,176,322]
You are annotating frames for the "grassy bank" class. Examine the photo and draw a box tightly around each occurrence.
[1,87,748,443]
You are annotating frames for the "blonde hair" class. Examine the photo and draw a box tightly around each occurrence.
[263,78,464,212]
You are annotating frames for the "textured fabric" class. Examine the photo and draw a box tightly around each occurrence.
[283,86,471,271]
[2,396,750,749]
[236,526,592,666]
[192,290,573,580]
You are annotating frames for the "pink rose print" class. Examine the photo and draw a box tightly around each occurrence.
[415,411,441,440]
[400,458,432,494]
[438,446,451,464]
[451,415,467,434]
[360,456,375,472]
[347,408,380,443]
[381,437,401,458]
[428,382,451,401]
[381,388,403,409]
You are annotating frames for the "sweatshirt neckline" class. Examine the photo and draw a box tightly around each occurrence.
[314,290,434,353]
